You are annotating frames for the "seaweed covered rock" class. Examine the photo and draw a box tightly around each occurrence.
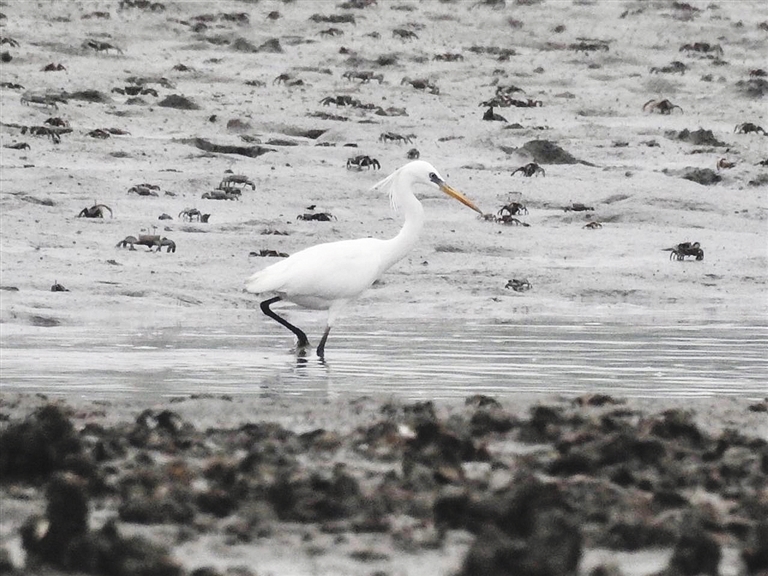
[22,472,182,575]
[117,472,196,524]
[736,77,768,99]
[268,463,364,522]
[452,476,583,576]
[742,521,768,573]
[21,472,89,564]
[682,168,722,186]
[158,94,200,109]
[502,139,585,164]
[669,128,725,146]
[0,404,88,483]
[654,520,721,576]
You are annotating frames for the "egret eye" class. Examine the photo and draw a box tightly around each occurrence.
[429,172,438,181]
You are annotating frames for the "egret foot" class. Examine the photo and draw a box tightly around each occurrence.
[260,296,310,347]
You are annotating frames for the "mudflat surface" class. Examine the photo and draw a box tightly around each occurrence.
[0,1,767,575]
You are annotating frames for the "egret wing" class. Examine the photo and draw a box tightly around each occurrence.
[246,238,385,302]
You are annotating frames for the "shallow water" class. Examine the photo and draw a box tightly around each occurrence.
[1,321,765,400]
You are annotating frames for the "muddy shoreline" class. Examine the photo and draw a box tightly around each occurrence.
[1,392,767,576]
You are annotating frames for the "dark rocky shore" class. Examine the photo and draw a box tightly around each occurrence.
[1,393,766,575]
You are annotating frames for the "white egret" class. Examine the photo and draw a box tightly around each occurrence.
[245,160,483,357]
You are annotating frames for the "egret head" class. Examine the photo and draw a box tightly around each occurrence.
[373,161,483,214]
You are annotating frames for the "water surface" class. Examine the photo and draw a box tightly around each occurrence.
[1,321,765,400]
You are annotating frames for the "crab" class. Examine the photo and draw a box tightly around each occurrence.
[78,204,113,218]
[128,184,160,196]
[202,190,240,200]
[20,91,61,109]
[511,162,545,177]
[82,39,124,54]
[379,132,414,144]
[50,281,69,292]
[433,53,464,62]
[320,95,361,107]
[401,77,439,94]
[570,40,609,53]
[735,122,766,135]
[346,155,381,170]
[663,241,703,261]
[125,75,174,89]
[82,11,111,19]
[22,126,61,143]
[505,278,532,292]
[116,234,176,253]
[1,81,24,90]
[273,73,303,87]
[42,63,67,72]
[393,29,418,40]
[87,129,111,139]
[320,27,343,37]
[220,173,255,190]
[309,13,355,24]
[44,117,69,128]
[120,0,166,11]
[297,212,336,221]
[115,85,158,97]
[716,158,736,170]
[1,37,19,47]
[509,98,543,108]
[498,202,528,217]
[342,70,384,84]
[375,106,408,117]
[179,208,210,222]
[483,107,507,122]
[407,148,420,160]
[250,249,289,258]
[481,95,538,108]
[679,42,723,56]
[583,221,603,229]
[650,61,687,74]
[642,98,683,114]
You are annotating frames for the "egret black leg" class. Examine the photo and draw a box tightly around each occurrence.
[317,326,331,358]
[260,296,309,347]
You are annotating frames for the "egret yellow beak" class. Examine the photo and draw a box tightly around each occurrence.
[440,183,484,215]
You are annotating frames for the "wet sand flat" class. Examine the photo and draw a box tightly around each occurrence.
[1,1,767,575]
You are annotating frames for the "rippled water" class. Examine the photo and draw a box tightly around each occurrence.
[1,321,765,400]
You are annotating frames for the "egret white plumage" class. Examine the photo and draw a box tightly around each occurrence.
[245,160,482,357]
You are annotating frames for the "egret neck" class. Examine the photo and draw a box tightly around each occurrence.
[378,171,425,274]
